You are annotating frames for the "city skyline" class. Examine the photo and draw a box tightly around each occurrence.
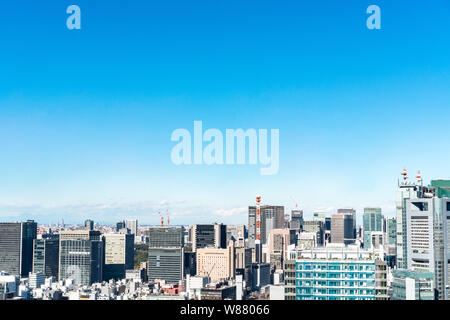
[2,1,450,225]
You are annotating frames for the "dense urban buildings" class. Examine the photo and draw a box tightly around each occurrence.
[1,170,450,300]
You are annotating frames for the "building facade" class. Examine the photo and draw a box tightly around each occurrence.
[0,220,37,277]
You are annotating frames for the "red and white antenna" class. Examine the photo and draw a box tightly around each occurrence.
[401,168,408,182]
[255,195,262,264]
[417,170,423,185]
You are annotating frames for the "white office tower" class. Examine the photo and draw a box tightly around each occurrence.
[396,169,419,269]
[126,220,138,235]
[406,194,450,299]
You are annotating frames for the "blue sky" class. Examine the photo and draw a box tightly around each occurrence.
[1,1,450,225]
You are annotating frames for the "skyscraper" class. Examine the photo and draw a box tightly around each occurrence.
[147,227,184,283]
[363,208,383,249]
[126,220,138,236]
[84,219,94,231]
[32,234,60,278]
[248,205,284,250]
[0,220,37,277]
[404,179,450,300]
[103,233,135,281]
[331,211,355,245]
[396,169,419,269]
[290,209,303,231]
[58,230,104,286]
[192,223,226,251]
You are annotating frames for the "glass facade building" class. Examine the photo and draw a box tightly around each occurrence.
[32,234,59,278]
[294,260,379,300]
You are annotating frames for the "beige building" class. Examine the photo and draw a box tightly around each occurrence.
[268,229,291,258]
[196,241,235,282]
[103,233,134,265]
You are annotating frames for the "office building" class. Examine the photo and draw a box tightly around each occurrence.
[291,246,388,300]
[385,217,397,246]
[404,185,450,299]
[196,241,235,282]
[331,211,355,245]
[251,263,270,291]
[303,220,324,245]
[103,233,135,281]
[126,220,138,236]
[58,230,104,286]
[116,221,126,232]
[226,225,246,248]
[84,219,94,231]
[363,208,383,249]
[192,223,226,251]
[396,169,419,269]
[29,272,45,289]
[0,220,37,277]
[391,269,434,300]
[268,229,294,271]
[290,209,303,231]
[32,234,59,278]
[147,227,184,283]
[184,251,196,277]
[248,205,284,249]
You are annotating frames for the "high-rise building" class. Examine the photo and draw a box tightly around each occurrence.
[290,209,303,231]
[248,205,284,250]
[363,208,383,249]
[0,220,37,277]
[385,217,397,246]
[147,227,184,283]
[196,241,235,282]
[268,229,294,271]
[405,186,450,299]
[103,233,134,281]
[126,220,138,236]
[32,234,59,278]
[290,246,388,300]
[192,223,226,251]
[303,220,324,245]
[226,225,246,248]
[116,221,126,232]
[84,219,94,231]
[331,211,355,245]
[396,169,419,269]
[58,230,104,286]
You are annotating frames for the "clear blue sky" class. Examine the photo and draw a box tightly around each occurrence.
[1,1,450,225]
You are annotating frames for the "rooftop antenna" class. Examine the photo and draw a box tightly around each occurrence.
[401,168,408,183]
[417,170,423,186]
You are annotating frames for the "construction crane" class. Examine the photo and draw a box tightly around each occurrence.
[158,211,163,228]
[290,196,299,209]
[166,209,170,228]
